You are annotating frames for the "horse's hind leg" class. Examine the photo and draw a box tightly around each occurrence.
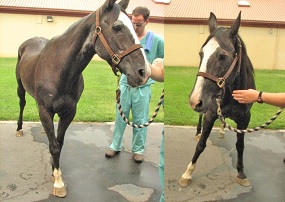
[195,113,203,141]
[16,79,26,137]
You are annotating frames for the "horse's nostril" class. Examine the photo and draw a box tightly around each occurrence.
[196,100,203,109]
[138,69,145,77]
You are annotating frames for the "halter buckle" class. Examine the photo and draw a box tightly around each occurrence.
[95,26,101,34]
[217,77,225,88]
[112,54,121,65]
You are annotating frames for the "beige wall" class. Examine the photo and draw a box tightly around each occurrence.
[1,13,284,69]
[165,24,285,70]
[0,13,164,61]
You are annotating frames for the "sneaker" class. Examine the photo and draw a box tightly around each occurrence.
[133,154,144,163]
[105,150,120,158]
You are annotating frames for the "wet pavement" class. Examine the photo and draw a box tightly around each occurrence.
[0,121,163,202]
[165,126,285,202]
[1,122,285,202]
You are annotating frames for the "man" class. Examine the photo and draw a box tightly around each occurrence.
[105,6,164,163]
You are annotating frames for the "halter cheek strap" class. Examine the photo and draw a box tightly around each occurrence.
[93,8,142,76]
[197,37,242,89]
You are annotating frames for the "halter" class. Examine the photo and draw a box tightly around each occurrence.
[94,8,142,76]
[197,37,242,90]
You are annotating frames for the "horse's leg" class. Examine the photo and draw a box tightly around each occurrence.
[53,103,77,198]
[235,116,250,187]
[38,106,67,198]
[16,79,26,137]
[179,112,217,187]
[195,113,203,141]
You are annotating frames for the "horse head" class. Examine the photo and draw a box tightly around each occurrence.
[189,12,244,113]
[94,0,150,87]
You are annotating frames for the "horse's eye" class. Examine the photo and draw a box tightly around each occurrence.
[219,54,227,61]
[112,25,122,32]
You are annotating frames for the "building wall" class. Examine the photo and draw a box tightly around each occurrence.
[1,13,285,70]
[165,23,285,70]
[0,13,164,61]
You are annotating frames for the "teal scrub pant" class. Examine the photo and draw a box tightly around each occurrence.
[110,84,151,154]
[159,129,164,202]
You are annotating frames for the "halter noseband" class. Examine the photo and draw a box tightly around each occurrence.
[94,8,142,76]
[197,37,242,89]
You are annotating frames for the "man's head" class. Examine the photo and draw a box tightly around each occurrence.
[131,7,150,37]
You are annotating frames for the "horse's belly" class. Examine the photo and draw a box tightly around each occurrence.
[18,54,39,97]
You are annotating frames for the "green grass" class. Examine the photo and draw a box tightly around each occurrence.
[2,57,285,129]
[165,66,285,129]
[0,58,164,123]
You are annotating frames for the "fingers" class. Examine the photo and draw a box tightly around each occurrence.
[232,90,246,103]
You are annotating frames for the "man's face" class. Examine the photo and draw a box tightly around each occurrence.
[131,14,148,36]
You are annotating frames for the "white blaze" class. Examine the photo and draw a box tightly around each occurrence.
[118,12,151,78]
[190,38,220,105]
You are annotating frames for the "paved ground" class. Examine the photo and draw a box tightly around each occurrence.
[1,122,285,202]
[0,121,163,202]
[165,126,285,202]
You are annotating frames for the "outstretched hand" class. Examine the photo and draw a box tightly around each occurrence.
[232,89,259,104]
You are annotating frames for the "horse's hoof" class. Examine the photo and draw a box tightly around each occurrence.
[194,134,201,141]
[236,176,250,187]
[16,130,23,137]
[178,177,192,187]
[218,131,225,139]
[283,158,285,163]
[53,185,67,198]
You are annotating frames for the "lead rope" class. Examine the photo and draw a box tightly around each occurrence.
[116,76,164,128]
[216,98,283,134]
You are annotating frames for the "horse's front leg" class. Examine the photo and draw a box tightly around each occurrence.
[179,112,217,187]
[235,114,251,187]
[38,106,67,198]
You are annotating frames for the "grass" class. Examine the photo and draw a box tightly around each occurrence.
[165,66,285,129]
[1,58,285,129]
[0,58,164,123]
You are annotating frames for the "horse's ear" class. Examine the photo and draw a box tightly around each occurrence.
[209,12,218,34]
[229,11,241,37]
[118,0,130,10]
[101,0,116,12]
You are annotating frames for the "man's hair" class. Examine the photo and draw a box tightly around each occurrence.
[132,7,150,21]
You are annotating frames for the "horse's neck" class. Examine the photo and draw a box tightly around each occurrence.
[51,13,97,81]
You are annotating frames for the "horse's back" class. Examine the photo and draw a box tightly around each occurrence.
[16,37,49,96]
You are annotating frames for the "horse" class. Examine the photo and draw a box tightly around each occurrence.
[15,0,150,197]
[194,113,225,141]
[179,12,256,188]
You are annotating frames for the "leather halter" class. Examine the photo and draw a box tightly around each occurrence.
[197,37,242,89]
[94,8,142,76]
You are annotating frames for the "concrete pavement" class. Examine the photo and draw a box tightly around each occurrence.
[0,121,163,202]
[165,126,285,202]
[1,121,285,201]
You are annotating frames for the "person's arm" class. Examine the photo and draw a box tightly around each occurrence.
[232,89,285,108]
[149,58,164,82]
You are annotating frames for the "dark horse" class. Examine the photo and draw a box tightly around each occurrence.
[194,113,225,141]
[179,12,255,188]
[15,0,150,197]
